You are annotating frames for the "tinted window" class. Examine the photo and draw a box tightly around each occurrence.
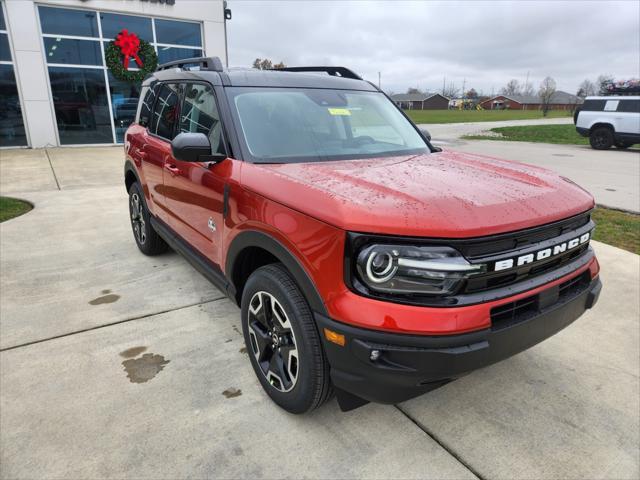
[157,47,203,64]
[0,64,27,147]
[39,6,98,37]
[180,83,225,154]
[155,19,201,46]
[581,100,606,111]
[0,5,6,30]
[48,67,112,144]
[0,33,9,62]
[150,83,180,140]
[617,100,640,113]
[138,83,158,127]
[100,13,152,41]
[44,38,102,65]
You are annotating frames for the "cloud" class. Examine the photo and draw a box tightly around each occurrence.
[227,0,640,95]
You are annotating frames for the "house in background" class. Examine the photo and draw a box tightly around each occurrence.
[390,93,450,110]
[479,91,583,111]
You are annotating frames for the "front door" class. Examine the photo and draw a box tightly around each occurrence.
[163,82,229,266]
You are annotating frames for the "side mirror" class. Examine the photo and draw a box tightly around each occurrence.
[419,128,432,141]
[171,132,225,163]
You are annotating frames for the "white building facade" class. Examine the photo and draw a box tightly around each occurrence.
[0,0,227,148]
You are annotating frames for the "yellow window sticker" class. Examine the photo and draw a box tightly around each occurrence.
[328,108,351,116]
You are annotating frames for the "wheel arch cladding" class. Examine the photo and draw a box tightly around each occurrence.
[590,122,614,133]
[124,161,140,192]
[226,230,329,316]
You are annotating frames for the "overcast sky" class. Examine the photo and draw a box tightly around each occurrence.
[227,0,640,96]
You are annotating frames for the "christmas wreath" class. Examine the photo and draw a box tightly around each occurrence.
[105,29,157,82]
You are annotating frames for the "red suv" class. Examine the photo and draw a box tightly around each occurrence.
[124,57,602,413]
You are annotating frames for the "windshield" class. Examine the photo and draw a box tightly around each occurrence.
[227,87,429,163]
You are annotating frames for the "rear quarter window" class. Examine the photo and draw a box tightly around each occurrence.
[137,83,158,127]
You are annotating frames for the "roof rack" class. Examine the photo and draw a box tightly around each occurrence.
[157,56,224,72]
[274,66,362,81]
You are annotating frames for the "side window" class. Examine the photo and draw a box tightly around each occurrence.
[581,99,605,111]
[138,83,158,127]
[150,83,180,140]
[180,83,226,155]
[617,100,640,113]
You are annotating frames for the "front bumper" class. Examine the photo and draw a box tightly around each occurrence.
[316,272,601,408]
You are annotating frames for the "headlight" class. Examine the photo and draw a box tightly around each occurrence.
[355,244,485,296]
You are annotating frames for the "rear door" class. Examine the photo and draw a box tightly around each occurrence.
[163,82,229,265]
[142,82,181,223]
[616,99,640,134]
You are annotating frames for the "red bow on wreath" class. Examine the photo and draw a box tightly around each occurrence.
[115,29,143,69]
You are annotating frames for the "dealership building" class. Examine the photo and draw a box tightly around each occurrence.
[0,0,227,148]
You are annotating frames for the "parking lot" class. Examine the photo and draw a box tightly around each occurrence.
[1,146,638,479]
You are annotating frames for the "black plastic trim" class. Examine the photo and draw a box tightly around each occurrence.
[316,275,601,406]
[150,216,233,299]
[225,230,328,316]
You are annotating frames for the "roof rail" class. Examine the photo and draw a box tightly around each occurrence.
[274,66,362,81]
[157,56,224,72]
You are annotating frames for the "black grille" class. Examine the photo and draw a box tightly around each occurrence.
[490,271,591,331]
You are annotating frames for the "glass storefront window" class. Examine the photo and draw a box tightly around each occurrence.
[155,19,201,46]
[48,67,113,144]
[0,65,28,147]
[157,47,203,64]
[44,38,102,65]
[100,13,152,41]
[107,72,141,143]
[39,6,99,38]
[36,7,204,145]
[0,33,9,62]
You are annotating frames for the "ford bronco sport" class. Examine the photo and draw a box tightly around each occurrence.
[124,57,602,413]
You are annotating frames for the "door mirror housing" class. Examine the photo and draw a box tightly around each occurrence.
[419,128,432,141]
[171,132,225,163]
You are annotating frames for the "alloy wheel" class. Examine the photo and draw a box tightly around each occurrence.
[130,192,147,245]
[246,291,299,392]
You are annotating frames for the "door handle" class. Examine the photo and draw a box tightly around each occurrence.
[164,164,183,176]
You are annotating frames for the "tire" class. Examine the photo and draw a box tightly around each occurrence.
[241,263,333,414]
[589,127,614,150]
[128,182,168,256]
[615,141,632,149]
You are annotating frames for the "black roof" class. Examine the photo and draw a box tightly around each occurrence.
[146,58,377,91]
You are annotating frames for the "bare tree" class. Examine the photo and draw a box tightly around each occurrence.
[576,79,596,98]
[522,81,535,97]
[442,82,459,99]
[252,58,286,70]
[466,88,478,99]
[500,79,522,96]
[538,76,557,117]
[407,87,423,94]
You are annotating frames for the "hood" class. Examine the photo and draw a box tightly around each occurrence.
[240,151,594,238]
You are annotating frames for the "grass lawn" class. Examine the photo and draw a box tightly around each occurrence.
[463,124,588,145]
[592,207,640,255]
[404,109,570,124]
[0,196,32,223]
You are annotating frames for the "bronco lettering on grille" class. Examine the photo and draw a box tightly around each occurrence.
[493,232,591,272]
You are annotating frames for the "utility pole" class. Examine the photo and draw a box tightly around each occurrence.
[378,72,381,89]
[442,76,446,95]
[462,77,466,98]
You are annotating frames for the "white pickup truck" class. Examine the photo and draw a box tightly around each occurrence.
[575,96,640,150]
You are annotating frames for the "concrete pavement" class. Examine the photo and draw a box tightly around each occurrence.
[1,146,639,479]
[421,119,640,213]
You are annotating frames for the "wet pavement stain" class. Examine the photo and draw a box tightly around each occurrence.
[239,347,247,354]
[101,289,111,294]
[120,346,148,358]
[122,353,170,383]
[89,293,120,305]
[222,388,242,398]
